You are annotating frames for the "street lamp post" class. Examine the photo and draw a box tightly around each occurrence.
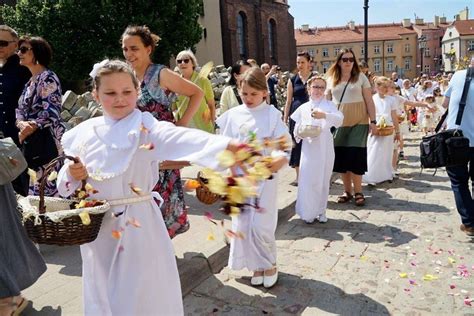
[419,35,426,76]
[364,0,369,63]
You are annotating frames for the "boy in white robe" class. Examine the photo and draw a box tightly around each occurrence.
[363,77,400,185]
[216,67,290,288]
[290,77,343,223]
[56,60,242,316]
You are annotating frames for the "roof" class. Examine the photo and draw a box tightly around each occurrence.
[452,19,474,35]
[412,22,451,31]
[296,23,418,46]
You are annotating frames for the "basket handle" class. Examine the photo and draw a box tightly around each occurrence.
[38,155,86,214]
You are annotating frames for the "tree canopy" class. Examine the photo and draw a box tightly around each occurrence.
[1,0,203,81]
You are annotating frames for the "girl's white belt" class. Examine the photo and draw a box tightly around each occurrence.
[107,192,163,208]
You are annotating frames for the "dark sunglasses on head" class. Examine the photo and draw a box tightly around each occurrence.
[0,40,16,47]
[176,58,190,64]
[341,57,355,63]
[17,46,32,54]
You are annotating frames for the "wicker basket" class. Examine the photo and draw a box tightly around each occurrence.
[21,155,110,246]
[195,171,220,205]
[377,126,395,136]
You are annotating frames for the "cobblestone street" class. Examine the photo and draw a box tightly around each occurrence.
[184,133,474,315]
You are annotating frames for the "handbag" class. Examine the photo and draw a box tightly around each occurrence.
[420,67,472,169]
[22,127,59,169]
[296,124,321,138]
[0,135,28,185]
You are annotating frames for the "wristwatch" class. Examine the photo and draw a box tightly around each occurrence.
[370,120,377,124]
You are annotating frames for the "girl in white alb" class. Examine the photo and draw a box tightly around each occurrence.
[363,77,400,185]
[216,67,290,288]
[290,77,343,223]
[56,60,240,316]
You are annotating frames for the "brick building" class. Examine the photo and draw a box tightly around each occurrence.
[219,0,296,69]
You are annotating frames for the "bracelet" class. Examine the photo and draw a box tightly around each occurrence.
[370,120,377,124]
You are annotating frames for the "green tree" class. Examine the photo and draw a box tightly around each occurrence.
[1,0,202,83]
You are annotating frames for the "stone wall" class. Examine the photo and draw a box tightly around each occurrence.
[60,66,292,129]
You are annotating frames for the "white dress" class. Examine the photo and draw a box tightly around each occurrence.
[216,102,290,271]
[363,94,397,184]
[290,98,343,222]
[57,109,230,316]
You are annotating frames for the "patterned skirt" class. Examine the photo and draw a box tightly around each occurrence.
[153,169,189,238]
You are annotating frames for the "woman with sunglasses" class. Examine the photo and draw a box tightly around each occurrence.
[16,36,65,197]
[174,50,215,133]
[121,25,202,238]
[326,48,377,207]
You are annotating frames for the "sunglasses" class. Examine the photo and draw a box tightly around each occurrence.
[176,58,190,64]
[311,85,326,90]
[0,40,16,47]
[341,57,355,63]
[17,46,32,54]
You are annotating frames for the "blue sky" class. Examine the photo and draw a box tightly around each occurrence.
[288,0,471,28]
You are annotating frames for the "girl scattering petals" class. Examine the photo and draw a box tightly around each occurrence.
[56,59,244,316]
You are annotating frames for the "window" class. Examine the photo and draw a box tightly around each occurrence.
[322,62,331,73]
[374,59,381,72]
[404,57,411,70]
[468,40,474,51]
[237,12,248,58]
[334,47,341,56]
[387,59,394,71]
[308,48,315,57]
[450,43,454,49]
[268,19,277,62]
[424,47,430,57]
[405,44,410,53]
[387,44,393,53]
[374,45,380,54]
[424,65,430,73]
[361,46,365,55]
[322,48,328,57]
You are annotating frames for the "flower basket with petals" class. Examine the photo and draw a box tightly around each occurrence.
[19,155,110,246]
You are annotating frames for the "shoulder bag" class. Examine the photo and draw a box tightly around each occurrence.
[0,135,28,185]
[22,126,59,169]
[419,67,472,169]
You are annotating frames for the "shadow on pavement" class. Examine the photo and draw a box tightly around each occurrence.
[281,217,417,247]
[40,245,82,277]
[22,301,62,316]
[186,271,390,315]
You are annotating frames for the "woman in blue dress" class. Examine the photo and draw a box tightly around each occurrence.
[283,52,313,185]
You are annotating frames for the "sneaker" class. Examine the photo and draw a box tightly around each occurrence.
[460,224,474,236]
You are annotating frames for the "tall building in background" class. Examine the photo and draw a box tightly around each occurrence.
[295,22,419,79]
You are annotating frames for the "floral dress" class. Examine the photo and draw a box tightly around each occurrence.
[137,64,189,238]
[16,69,65,196]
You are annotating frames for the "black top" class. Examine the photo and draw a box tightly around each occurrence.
[0,54,31,145]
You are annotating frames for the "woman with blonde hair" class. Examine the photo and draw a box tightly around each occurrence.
[326,48,377,206]
[174,50,215,133]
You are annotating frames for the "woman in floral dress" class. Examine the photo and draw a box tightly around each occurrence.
[16,36,65,196]
[121,25,203,238]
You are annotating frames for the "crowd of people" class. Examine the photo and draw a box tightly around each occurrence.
[1,22,473,315]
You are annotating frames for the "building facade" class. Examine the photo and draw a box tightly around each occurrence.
[295,22,418,79]
[412,16,450,76]
[442,19,474,72]
[219,0,296,70]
